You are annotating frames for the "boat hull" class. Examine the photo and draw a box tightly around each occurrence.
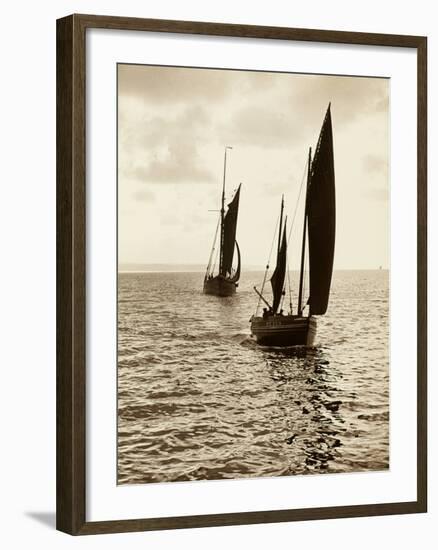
[250,315,316,347]
[203,275,237,297]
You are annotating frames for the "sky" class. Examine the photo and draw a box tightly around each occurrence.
[118,64,389,270]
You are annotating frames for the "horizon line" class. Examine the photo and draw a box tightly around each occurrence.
[118,267,389,273]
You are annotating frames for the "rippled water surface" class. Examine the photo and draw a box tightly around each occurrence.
[118,270,389,484]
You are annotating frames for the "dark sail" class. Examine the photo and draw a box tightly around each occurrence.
[307,105,336,315]
[270,221,287,313]
[221,184,241,277]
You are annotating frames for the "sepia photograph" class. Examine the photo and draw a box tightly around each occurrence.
[117,63,389,485]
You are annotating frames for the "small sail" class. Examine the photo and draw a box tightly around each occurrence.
[221,184,241,277]
[230,241,241,283]
[270,221,287,313]
[307,105,336,315]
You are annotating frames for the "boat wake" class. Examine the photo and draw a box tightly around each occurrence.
[233,333,256,347]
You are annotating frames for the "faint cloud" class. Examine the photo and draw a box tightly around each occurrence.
[219,74,388,151]
[119,104,211,150]
[118,64,235,104]
[292,75,389,128]
[225,106,301,148]
[133,141,214,184]
[120,104,215,185]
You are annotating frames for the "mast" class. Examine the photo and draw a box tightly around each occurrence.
[219,146,232,275]
[277,194,284,258]
[297,147,312,316]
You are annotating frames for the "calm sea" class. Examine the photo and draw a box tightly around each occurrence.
[118,270,389,484]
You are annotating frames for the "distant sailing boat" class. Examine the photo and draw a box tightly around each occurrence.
[250,104,335,346]
[204,147,242,297]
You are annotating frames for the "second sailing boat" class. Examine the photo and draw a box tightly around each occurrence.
[250,104,336,346]
[204,147,242,297]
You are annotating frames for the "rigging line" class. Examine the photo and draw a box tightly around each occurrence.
[206,215,221,277]
[287,158,309,244]
[280,291,285,312]
[286,246,293,314]
[281,159,307,314]
[211,235,220,275]
[256,213,280,316]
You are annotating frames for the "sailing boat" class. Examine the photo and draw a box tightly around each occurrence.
[250,104,335,346]
[204,147,242,297]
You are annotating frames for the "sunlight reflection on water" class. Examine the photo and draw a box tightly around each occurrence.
[118,270,389,484]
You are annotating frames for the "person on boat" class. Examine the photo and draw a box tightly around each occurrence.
[263,307,274,319]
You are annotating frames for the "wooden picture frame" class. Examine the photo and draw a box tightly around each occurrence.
[56,13,427,535]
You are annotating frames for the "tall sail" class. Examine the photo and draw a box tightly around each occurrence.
[270,220,287,313]
[307,104,336,315]
[221,184,241,277]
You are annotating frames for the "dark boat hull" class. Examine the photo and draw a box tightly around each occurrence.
[203,275,237,297]
[250,315,316,347]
